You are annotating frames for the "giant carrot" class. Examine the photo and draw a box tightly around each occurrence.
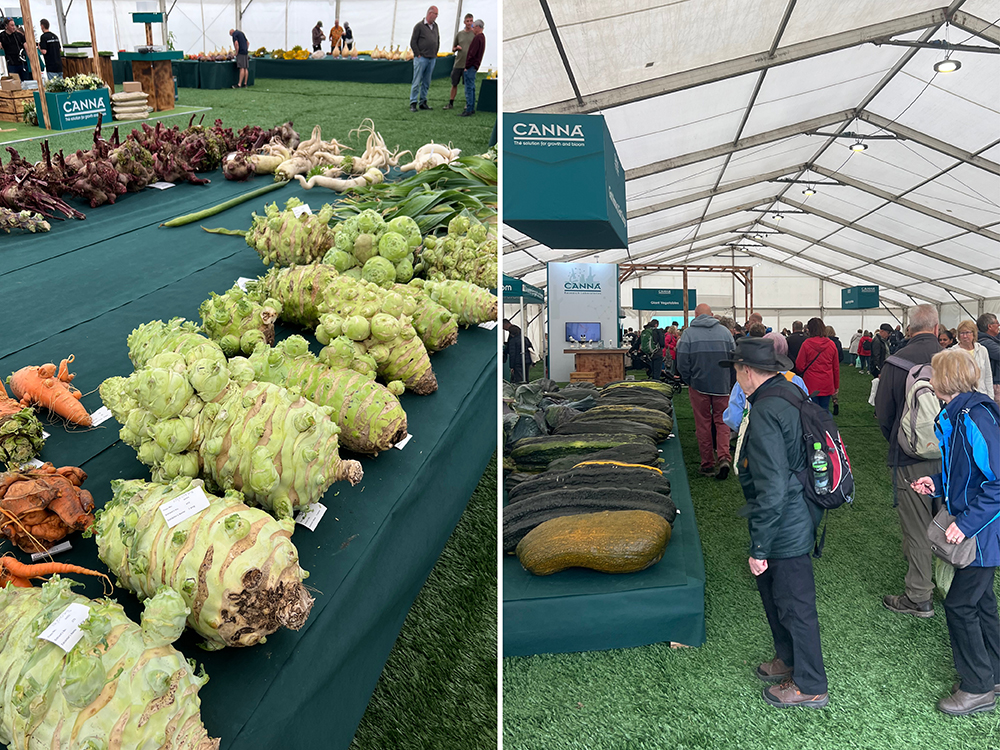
[8,355,92,426]
[0,555,110,588]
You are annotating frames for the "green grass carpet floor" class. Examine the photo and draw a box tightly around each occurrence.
[2,76,495,165]
[502,367,1000,750]
[352,455,498,750]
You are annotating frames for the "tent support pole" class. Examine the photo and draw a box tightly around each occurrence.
[682,269,689,325]
[54,0,68,53]
[520,298,527,382]
[19,0,51,129]
[453,0,463,47]
[947,290,977,321]
[83,0,100,76]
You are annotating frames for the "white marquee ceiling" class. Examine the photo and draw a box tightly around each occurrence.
[502,0,1000,309]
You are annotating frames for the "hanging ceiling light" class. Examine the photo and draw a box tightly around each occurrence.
[802,186,816,196]
[850,141,868,153]
[933,57,961,73]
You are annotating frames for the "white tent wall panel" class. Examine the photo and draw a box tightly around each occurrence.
[778,0,943,47]
[740,49,898,139]
[605,75,758,170]
[946,274,1000,299]
[627,158,730,209]
[933,233,1000,271]
[548,0,786,99]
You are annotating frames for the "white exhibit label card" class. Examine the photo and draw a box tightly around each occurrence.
[42,431,50,439]
[236,277,254,291]
[478,321,498,330]
[22,457,44,469]
[160,485,211,528]
[292,204,313,217]
[294,502,327,531]
[90,406,114,426]
[150,181,175,190]
[31,540,73,562]
[39,603,91,652]
[394,433,413,450]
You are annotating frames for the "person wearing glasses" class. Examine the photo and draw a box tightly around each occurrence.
[955,319,993,398]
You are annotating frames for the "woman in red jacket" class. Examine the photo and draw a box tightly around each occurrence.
[795,317,840,411]
[858,331,873,371]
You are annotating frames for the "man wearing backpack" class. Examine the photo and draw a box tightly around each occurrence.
[876,305,943,618]
[641,320,665,381]
[721,338,829,709]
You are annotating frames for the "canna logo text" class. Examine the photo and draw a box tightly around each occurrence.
[512,121,586,148]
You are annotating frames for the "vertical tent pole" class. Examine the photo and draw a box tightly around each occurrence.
[234,0,240,32]
[284,0,288,50]
[19,0,51,129]
[112,0,122,53]
[452,0,463,45]
[335,0,341,23]
[520,296,527,382]
[390,0,398,48]
[53,0,67,51]
[83,0,101,76]
[682,269,689,326]
[160,0,169,45]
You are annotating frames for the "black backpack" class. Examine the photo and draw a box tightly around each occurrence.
[756,386,855,557]
[756,386,855,510]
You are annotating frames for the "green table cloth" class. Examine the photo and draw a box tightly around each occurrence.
[196,59,257,88]
[503,431,707,656]
[173,59,200,88]
[478,78,497,112]
[0,176,497,749]
[253,54,454,83]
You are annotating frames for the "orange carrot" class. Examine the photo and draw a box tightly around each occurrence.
[8,355,92,427]
[0,381,23,420]
[0,555,110,588]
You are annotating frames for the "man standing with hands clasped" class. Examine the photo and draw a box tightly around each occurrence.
[721,337,829,709]
[409,6,439,112]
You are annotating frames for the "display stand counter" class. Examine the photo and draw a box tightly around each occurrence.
[253,54,454,83]
[119,50,183,110]
[478,77,496,111]
[564,348,627,386]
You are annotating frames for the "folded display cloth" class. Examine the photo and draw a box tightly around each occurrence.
[111,91,149,103]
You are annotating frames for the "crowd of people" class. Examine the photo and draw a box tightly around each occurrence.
[311,20,355,54]
[681,304,999,714]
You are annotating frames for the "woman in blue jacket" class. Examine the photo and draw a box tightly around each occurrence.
[912,349,1000,716]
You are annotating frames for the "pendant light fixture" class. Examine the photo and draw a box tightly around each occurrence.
[933,57,961,73]
[850,141,868,153]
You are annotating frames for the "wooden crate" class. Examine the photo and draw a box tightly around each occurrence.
[0,89,34,123]
[570,372,598,384]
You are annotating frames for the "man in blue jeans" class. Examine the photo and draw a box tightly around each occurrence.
[460,20,486,117]
[409,6,439,112]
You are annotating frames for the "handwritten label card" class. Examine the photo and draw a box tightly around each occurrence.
[394,433,413,450]
[294,502,327,531]
[292,204,313,218]
[160,485,210,528]
[39,603,91,652]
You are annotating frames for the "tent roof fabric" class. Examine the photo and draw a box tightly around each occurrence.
[502,1,1000,306]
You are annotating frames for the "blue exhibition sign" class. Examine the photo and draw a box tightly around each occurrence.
[632,288,697,311]
[842,285,879,309]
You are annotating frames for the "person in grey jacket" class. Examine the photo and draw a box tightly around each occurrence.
[677,304,735,478]
[408,6,439,112]
[721,337,828,709]
[978,313,1000,407]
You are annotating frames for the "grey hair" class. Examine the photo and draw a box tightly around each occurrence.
[907,304,938,334]
[978,312,998,332]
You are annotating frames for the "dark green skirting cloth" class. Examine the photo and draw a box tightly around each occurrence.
[502,432,707,656]
[0,174,498,749]
[254,54,453,83]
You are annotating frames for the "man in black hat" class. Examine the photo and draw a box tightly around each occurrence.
[721,337,829,709]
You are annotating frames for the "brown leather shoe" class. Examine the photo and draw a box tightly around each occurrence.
[938,689,995,715]
[882,593,934,618]
[756,657,793,683]
[762,679,829,709]
[952,682,1000,695]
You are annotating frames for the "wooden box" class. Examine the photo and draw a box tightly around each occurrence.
[0,88,34,123]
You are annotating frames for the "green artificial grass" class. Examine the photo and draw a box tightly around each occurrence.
[3,76,495,166]
[502,367,1000,750]
[351,454,498,750]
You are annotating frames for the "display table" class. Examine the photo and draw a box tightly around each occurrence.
[253,54,454,83]
[195,59,257,88]
[1,176,497,749]
[564,348,627,386]
[62,54,116,92]
[503,431,706,656]
[478,77,496,112]
[119,50,183,110]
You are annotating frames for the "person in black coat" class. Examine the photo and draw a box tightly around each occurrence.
[721,338,828,709]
